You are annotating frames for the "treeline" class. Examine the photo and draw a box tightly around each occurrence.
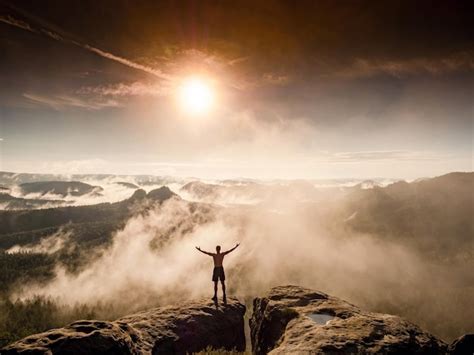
[0,296,119,347]
[0,222,124,347]
[0,252,55,296]
[0,250,127,347]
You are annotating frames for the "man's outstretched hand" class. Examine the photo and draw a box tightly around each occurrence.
[223,242,240,255]
[196,246,212,256]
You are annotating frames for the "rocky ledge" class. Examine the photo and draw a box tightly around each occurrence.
[250,285,447,354]
[1,298,245,355]
[2,286,472,354]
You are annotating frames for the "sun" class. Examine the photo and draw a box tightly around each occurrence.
[177,77,214,115]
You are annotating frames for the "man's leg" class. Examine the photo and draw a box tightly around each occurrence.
[221,280,226,298]
[213,281,218,299]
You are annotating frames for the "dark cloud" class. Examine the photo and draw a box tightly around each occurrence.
[2,0,473,79]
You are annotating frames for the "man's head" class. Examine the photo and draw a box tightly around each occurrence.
[216,245,221,253]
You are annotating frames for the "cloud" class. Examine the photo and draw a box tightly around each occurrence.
[0,11,172,81]
[81,44,172,81]
[334,52,474,79]
[323,150,448,163]
[76,49,265,98]
[23,93,121,110]
[227,56,250,66]
[37,159,110,175]
[0,15,33,31]
[7,228,72,254]
[78,81,171,97]
[262,73,290,86]
[27,159,190,177]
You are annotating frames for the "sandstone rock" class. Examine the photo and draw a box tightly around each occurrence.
[250,285,447,354]
[2,298,245,355]
[448,334,474,355]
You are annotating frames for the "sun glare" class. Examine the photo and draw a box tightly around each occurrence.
[177,77,214,115]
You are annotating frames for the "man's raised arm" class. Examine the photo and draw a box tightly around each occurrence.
[224,243,240,255]
[195,246,213,256]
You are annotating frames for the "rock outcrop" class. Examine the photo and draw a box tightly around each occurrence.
[128,188,147,201]
[147,186,178,202]
[2,298,245,355]
[4,286,470,354]
[250,285,447,354]
[448,334,474,355]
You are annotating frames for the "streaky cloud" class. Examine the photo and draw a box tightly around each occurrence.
[0,11,172,81]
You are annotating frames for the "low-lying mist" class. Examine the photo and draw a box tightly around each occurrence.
[12,190,474,341]
[6,228,72,255]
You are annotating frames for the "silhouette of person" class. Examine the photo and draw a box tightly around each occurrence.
[195,243,240,302]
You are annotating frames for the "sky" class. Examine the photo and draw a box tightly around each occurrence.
[0,0,472,179]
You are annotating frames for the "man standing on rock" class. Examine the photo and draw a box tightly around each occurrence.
[195,243,240,302]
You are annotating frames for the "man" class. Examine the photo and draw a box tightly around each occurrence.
[195,243,240,301]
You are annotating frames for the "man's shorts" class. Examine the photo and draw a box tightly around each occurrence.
[212,266,225,282]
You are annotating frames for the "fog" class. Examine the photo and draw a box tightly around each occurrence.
[12,187,473,340]
[0,174,400,210]
[3,178,187,209]
[7,228,72,255]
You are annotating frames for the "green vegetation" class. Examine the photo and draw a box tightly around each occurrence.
[0,252,55,296]
[0,221,123,347]
[0,233,118,347]
[0,297,61,347]
[0,296,118,348]
[0,173,472,346]
[0,202,127,235]
[0,185,180,347]
[0,252,79,346]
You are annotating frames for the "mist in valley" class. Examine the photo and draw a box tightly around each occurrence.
[8,176,473,342]
[1,1,472,351]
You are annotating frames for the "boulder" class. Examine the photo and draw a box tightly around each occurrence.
[2,298,245,355]
[250,285,447,354]
[448,334,474,355]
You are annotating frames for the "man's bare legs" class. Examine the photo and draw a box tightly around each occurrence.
[212,280,226,302]
[221,280,226,302]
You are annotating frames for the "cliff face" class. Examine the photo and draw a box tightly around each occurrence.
[1,298,246,355]
[250,285,447,355]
